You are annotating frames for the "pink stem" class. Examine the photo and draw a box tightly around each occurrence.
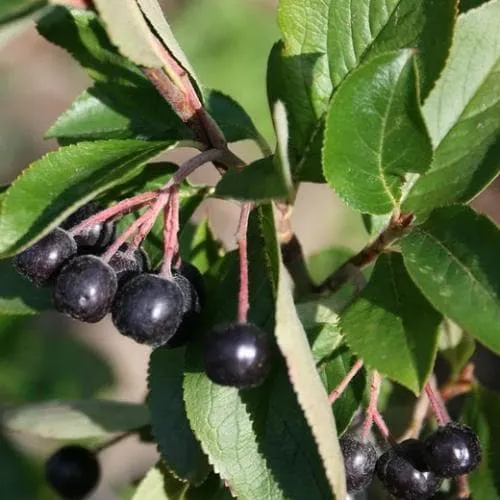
[373,410,393,442]
[161,187,180,277]
[361,371,382,440]
[237,203,252,323]
[456,474,471,499]
[328,359,364,404]
[69,191,158,236]
[425,381,451,426]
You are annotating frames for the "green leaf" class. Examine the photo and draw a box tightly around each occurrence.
[0,0,45,25]
[215,157,288,202]
[306,247,353,286]
[271,0,455,182]
[179,219,221,275]
[37,7,143,84]
[2,400,149,440]
[403,0,500,215]
[47,83,192,143]
[308,324,343,365]
[340,253,441,393]
[148,347,210,484]
[0,139,171,257]
[323,50,432,215]
[274,261,346,498]
[184,206,332,500]
[204,89,262,144]
[0,259,52,315]
[461,386,500,498]
[330,0,457,99]
[133,465,231,500]
[319,347,366,436]
[401,205,500,354]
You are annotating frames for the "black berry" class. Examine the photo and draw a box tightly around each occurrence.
[376,439,441,499]
[45,445,100,500]
[109,244,149,286]
[53,255,118,323]
[425,422,482,477]
[62,202,115,252]
[178,262,206,307]
[111,273,184,347]
[204,322,271,388]
[14,228,77,286]
[340,435,377,492]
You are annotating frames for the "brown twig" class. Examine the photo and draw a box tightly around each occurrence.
[314,212,414,294]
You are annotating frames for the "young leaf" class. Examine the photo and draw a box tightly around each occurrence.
[0,0,45,25]
[215,157,289,202]
[184,206,332,500]
[274,263,347,498]
[401,205,500,354]
[92,0,165,68]
[0,259,52,315]
[136,0,199,85]
[319,347,366,437]
[0,139,171,257]
[148,347,210,484]
[403,0,500,215]
[461,386,500,498]
[340,253,441,394]
[323,50,432,215]
[2,400,149,440]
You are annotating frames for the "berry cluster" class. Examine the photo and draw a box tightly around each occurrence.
[340,422,481,498]
[14,202,271,389]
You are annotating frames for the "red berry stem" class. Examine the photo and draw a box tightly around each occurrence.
[456,474,471,499]
[161,186,180,278]
[425,379,451,426]
[328,358,364,404]
[69,191,158,236]
[361,371,382,440]
[237,202,252,324]
[372,409,392,441]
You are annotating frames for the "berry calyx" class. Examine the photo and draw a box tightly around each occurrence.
[204,322,271,388]
[340,435,377,492]
[53,255,118,323]
[14,228,77,286]
[425,422,482,477]
[45,445,100,500]
[108,244,149,286]
[111,273,184,347]
[62,202,115,252]
[376,439,441,499]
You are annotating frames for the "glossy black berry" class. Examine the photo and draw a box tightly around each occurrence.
[62,202,115,252]
[340,436,377,492]
[178,262,206,307]
[204,322,271,388]
[111,273,184,347]
[45,445,100,500]
[14,228,77,286]
[376,439,441,499]
[109,244,149,286]
[53,255,118,323]
[425,422,482,477]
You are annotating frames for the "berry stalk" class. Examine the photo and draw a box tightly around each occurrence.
[362,371,382,440]
[425,379,451,426]
[328,358,364,404]
[161,186,180,277]
[237,203,252,323]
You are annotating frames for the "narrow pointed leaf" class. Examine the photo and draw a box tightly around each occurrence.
[340,253,441,393]
[323,50,432,214]
[401,205,500,354]
[403,0,500,215]
[148,347,210,484]
[2,400,149,440]
[275,263,347,498]
[0,139,171,257]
